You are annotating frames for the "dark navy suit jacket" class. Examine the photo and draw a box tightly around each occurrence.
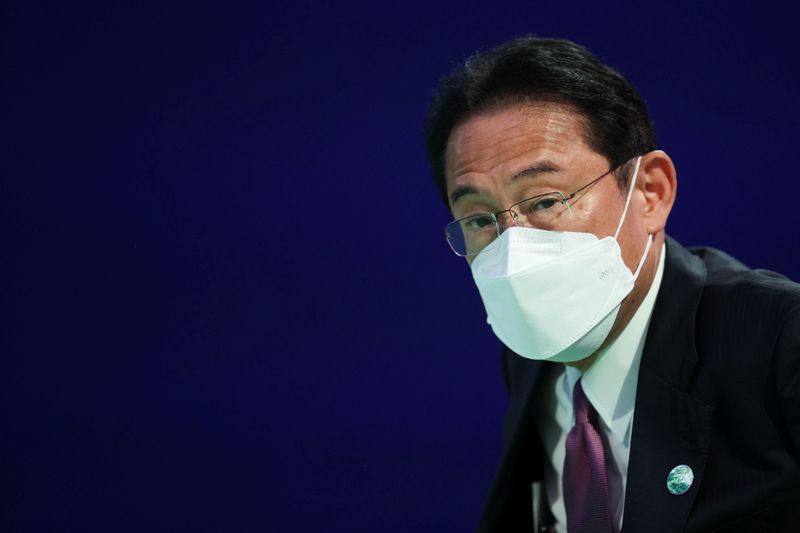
[477,236,800,532]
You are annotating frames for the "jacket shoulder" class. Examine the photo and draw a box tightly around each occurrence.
[683,242,800,311]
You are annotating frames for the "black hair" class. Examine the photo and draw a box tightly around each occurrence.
[424,36,656,206]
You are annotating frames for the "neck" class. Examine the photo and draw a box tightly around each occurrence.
[564,232,664,374]
[566,352,600,373]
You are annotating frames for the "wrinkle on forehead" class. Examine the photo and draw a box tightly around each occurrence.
[445,102,592,183]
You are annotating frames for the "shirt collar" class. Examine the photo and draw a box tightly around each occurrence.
[565,242,666,444]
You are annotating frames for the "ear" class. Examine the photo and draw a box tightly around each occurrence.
[637,150,677,234]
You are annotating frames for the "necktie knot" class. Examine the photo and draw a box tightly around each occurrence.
[572,379,595,426]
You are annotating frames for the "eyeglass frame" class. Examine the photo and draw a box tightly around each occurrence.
[444,163,626,257]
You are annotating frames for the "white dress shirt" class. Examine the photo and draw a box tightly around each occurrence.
[534,244,666,532]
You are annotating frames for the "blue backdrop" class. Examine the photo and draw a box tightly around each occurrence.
[5,1,799,531]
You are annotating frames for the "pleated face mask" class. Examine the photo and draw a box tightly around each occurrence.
[470,157,652,362]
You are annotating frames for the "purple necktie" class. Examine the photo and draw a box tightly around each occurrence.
[563,379,613,533]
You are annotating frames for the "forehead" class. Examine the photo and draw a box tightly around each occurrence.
[444,102,600,197]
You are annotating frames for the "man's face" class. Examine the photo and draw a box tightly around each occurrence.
[444,102,654,351]
[445,102,647,269]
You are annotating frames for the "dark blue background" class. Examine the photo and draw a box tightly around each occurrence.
[4,1,799,531]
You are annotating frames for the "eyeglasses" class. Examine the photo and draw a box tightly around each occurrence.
[444,166,618,257]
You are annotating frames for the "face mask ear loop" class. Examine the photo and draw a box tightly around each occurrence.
[632,234,653,280]
[563,193,573,219]
[613,156,643,240]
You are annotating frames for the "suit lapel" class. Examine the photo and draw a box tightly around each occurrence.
[477,357,552,532]
[622,366,714,531]
[622,237,714,532]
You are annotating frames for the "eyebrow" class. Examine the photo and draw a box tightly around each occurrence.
[448,161,561,206]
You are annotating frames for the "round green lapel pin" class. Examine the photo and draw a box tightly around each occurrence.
[666,464,694,495]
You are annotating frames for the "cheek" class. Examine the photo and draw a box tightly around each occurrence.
[564,196,617,235]
[568,205,595,229]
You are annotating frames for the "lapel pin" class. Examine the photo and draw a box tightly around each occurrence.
[666,464,694,495]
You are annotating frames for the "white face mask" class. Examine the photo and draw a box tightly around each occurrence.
[470,157,652,362]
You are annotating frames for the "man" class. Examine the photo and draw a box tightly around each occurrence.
[424,36,800,532]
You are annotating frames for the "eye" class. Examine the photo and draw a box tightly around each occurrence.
[462,214,495,232]
[527,195,561,213]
